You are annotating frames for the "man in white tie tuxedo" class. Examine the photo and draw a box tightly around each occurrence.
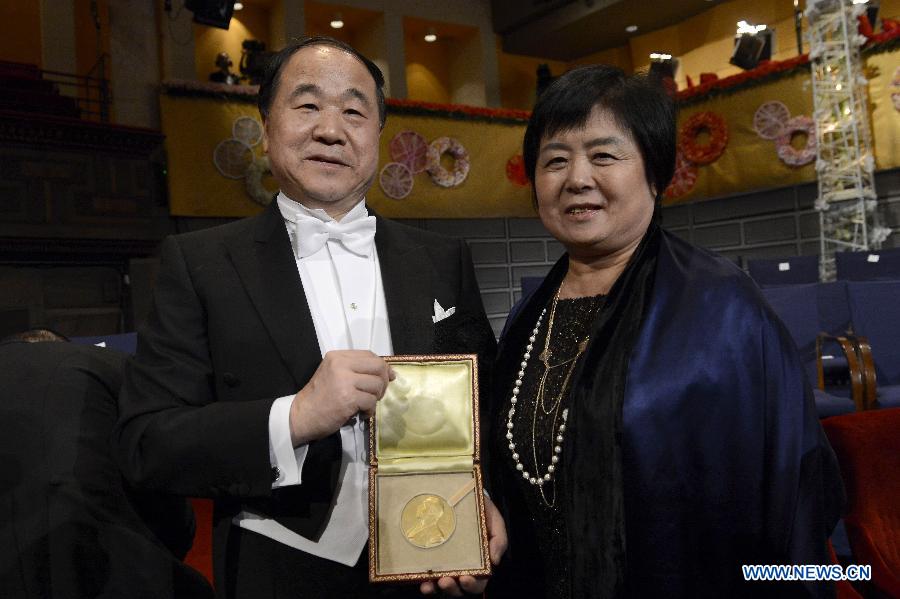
[115,37,506,598]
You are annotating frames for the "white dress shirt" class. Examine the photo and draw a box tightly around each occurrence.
[234,192,392,566]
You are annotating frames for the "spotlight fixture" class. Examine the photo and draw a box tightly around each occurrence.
[233,1,243,9]
[424,27,437,43]
[625,25,638,33]
[330,12,344,29]
[648,52,678,81]
[730,20,772,70]
[185,0,235,29]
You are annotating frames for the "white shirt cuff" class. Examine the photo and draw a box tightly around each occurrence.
[268,394,309,488]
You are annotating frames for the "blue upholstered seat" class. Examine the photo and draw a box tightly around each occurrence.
[761,282,857,417]
[748,255,819,287]
[835,247,900,281]
[845,281,900,409]
[71,332,138,355]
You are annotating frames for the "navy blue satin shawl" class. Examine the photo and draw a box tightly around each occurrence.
[498,230,844,597]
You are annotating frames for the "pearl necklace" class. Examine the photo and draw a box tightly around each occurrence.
[505,305,569,488]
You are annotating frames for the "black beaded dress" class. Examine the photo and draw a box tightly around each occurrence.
[495,294,605,598]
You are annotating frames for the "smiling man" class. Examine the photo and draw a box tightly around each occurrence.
[116,37,505,599]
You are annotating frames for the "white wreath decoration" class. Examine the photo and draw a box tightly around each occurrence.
[776,116,817,167]
[426,137,470,188]
[245,155,277,206]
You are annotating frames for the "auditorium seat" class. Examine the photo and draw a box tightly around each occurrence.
[748,255,819,287]
[0,60,81,119]
[835,247,900,281]
[761,282,860,416]
[845,281,900,409]
[822,409,900,598]
[184,498,215,585]
[71,332,138,354]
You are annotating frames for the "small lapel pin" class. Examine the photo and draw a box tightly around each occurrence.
[432,299,456,324]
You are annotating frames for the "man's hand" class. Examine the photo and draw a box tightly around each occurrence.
[289,350,394,446]
[419,495,508,597]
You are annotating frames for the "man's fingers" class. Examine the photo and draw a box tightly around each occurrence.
[337,353,391,379]
[354,390,379,416]
[353,373,388,399]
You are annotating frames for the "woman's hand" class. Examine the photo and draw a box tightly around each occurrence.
[419,495,507,596]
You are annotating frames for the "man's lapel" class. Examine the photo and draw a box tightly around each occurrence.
[224,202,321,387]
[374,215,435,355]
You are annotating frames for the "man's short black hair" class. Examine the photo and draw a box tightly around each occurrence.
[257,36,387,128]
[522,65,676,203]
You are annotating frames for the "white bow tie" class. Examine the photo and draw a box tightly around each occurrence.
[293,215,376,259]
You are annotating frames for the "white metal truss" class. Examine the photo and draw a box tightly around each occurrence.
[806,0,885,280]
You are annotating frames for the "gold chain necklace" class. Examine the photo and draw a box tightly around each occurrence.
[506,283,599,507]
[536,285,591,415]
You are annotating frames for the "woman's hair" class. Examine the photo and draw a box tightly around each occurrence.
[522,65,676,202]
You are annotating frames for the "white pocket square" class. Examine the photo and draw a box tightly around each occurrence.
[432,300,456,324]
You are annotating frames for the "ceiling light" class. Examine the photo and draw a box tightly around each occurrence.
[233,1,243,9]
[852,0,869,4]
[649,52,673,61]
[330,12,344,29]
[625,25,638,33]
[424,28,437,43]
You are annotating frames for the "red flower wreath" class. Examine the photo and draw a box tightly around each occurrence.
[678,111,729,165]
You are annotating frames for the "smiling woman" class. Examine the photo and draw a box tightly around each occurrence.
[488,64,845,599]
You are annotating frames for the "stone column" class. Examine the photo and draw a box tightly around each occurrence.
[159,0,196,81]
[108,0,161,128]
[383,11,406,99]
[40,0,77,74]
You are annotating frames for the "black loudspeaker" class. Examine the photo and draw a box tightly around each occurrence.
[730,33,764,70]
[185,0,234,30]
[536,64,557,100]
[867,3,880,30]
[649,58,679,81]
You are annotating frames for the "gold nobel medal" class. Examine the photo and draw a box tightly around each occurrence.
[400,494,456,549]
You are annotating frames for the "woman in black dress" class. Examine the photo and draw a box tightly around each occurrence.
[488,65,844,599]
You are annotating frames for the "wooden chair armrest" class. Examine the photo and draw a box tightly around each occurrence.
[844,334,877,410]
[816,333,865,411]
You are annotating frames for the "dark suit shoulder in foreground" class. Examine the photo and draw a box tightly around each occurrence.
[0,341,212,598]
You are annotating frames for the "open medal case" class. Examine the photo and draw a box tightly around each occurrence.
[368,354,491,582]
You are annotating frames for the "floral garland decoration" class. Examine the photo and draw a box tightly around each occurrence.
[245,155,277,206]
[505,154,529,187]
[775,116,817,167]
[678,111,728,165]
[891,66,900,112]
[752,101,791,140]
[379,162,414,199]
[664,149,699,200]
[426,137,470,188]
[385,98,530,124]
